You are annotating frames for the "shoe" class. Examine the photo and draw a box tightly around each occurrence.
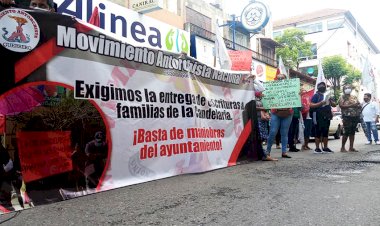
[375,141,380,145]
[322,148,334,153]
[365,141,372,145]
[314,148,323,154]
[289,148,300,152]
[275,145,281,149]
[262,156,278,161]
[349,148,359,152]
[282,154,292,158]
[59,188,68,200]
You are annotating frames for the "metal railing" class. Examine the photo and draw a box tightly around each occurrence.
[185,23,278,68]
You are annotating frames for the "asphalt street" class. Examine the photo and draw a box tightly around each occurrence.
[1,132,380,226]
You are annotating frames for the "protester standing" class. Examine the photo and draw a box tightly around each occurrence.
[310,82,336,153]
[255,91,270,145]
[0,144,14,211]
[288,107,301,152]
[338,85,361,152]
[300,89,313,151]
[263,74,293,161]
[361,93,380,145]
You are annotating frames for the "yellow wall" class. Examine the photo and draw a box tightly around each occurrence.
[266,65,277,81]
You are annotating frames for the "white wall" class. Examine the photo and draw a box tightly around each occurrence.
[195,36,216,67]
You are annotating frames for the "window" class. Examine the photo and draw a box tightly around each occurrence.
[228,29,249,48]
[186,7,211,30]
[327,19,344,30]
[347,41,351,57]
[297,22,323,34]
[273,31,282,38]
[311,43,317,58]
[298,43,317,61]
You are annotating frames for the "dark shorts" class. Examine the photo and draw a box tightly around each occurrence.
[342,116,360,136]
[314,118,330,138]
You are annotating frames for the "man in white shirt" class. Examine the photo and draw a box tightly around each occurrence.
[362,93,380,145]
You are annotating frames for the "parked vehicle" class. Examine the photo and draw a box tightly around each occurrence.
[329,112,343,139]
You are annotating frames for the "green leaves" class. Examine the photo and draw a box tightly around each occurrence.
[322,55,362,98]
[322,55,348,80]
[275,28,313,69]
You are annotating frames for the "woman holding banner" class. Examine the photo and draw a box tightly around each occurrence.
[263,74,293,161]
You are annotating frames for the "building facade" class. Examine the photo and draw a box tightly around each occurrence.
[120,0,280,82]
[273,9,379,74]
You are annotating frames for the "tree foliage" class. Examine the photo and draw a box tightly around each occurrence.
[343,64,362,87]
[275,28,313,70]
[322,55,362,99]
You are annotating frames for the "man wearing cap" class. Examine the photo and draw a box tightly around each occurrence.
[310,82,336,153]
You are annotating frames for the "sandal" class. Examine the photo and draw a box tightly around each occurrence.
[263,156,278,161]
[349,148,359,152]
[340,148,348,153]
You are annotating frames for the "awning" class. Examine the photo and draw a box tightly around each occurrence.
[259,38,283,47]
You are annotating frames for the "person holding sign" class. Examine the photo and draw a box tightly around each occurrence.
[263,74,294,161]
[310,82,336,153]
[338,85,361,152]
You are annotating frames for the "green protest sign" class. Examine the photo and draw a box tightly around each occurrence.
[262,78,301,109]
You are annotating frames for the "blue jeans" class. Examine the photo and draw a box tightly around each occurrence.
[365,121,379,142]
[265,113,293,156]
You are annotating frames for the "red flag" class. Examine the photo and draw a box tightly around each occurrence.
[89,6,100,27]
[0,114,5,133]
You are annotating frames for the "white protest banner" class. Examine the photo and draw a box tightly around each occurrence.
[0,8,256,213]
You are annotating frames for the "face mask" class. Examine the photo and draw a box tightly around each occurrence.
[344,89,352,94]
[31,6,50,11]
[317,86,326,93]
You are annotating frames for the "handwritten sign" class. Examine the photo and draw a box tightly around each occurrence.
[262,78,301,109]
[228,50,252,71]
[17,131,73,182]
